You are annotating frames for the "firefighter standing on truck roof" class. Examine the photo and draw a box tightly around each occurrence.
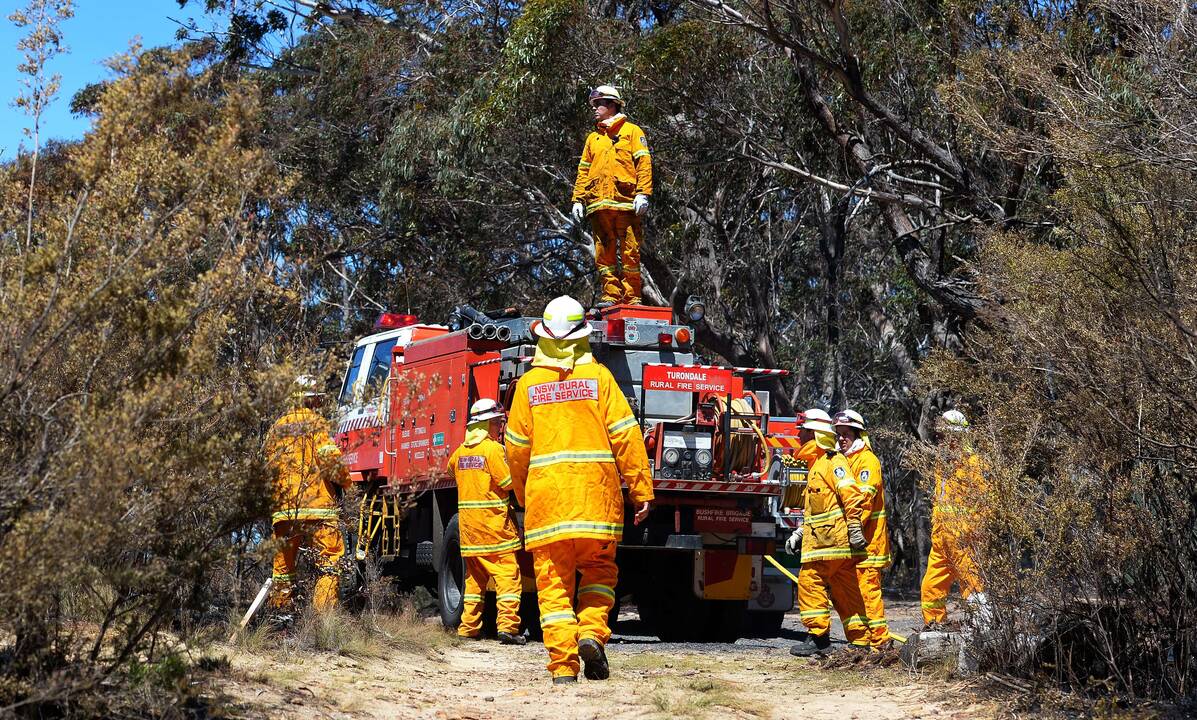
[571,85,653,307]
[505,296,654,684]
[266,375,352,615]
[446,399,527,645]
[834,410,892,649]
[920,409,987,628]
[786,409,872,656]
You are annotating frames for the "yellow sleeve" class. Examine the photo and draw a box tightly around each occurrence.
[504,378,532,506]
[602,371,654,503]
[632,127,652,197]
[571,134,594,203]
[855,453,884,505]
[446,446,458,475]
[312,417,351,489]
[488,441,513,494]
[968,453,989,503]
[832,459,867,523]
[264,422,284,471]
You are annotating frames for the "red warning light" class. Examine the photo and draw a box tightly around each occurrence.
[375,313,418,329]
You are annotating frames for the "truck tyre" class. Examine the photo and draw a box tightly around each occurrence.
[745,610,786,639]
[700,600,747,642]
[635,557,746,643]
[437,514,465,629]
[520,591,543,640]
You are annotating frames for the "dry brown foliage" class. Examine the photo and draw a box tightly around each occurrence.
[0,45,311,715]
[918,0,1197,702]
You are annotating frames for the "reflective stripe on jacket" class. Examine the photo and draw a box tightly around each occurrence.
[800,441,868,563]
[266,407,351,525]
[505,360,654,550]
[845,445,890,568]
[448,437,521,556]
[571,115,653,215]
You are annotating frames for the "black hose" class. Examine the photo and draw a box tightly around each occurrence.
[457,304,493,324]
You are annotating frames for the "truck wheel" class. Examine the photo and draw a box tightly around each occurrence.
[437,514,464,629]
[745,610,786,639]
[636,559,745,643]
[520,591,543,641]
[700,601,747,642]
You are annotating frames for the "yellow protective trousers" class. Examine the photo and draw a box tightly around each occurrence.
[459,552,523,638]
[589,209,643,305]
[271,520,345,612]
[920,528,982,624]
[532,538,618,678]
[856,566,889,646]
[798,558,869,646]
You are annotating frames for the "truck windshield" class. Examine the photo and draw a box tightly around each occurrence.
[364,339,397,392]
[339,345,366,405]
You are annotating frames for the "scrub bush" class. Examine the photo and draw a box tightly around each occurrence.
[920,0,1197,701]
[0,44,306,715]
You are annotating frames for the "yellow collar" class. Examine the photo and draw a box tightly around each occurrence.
[464,423,489,447]
[531,337,593,370]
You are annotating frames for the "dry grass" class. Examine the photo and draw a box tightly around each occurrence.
[220,595,455,665]
[621,652,710,673]
[645,676,767,719]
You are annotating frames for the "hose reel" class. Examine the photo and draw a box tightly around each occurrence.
[710,394,769,475]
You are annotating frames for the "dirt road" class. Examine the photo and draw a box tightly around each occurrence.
[216,599,997,719]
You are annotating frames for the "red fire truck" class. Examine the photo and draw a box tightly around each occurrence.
[334,304,808,641]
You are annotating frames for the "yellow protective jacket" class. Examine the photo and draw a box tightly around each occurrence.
[447,436,521,557]
[845,443,890,568]
[572,115,653,216]
[932,451,986,538]
[505,359,654,550]
[800,441,869,562]
[266,407,351,525]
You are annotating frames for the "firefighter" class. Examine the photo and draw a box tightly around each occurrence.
[446,398,526,644]
[505,295,654,684]
[787,409,872,656]
[266,375,352,615]
[920,409,986,628]
[571,85,653,306]
[834,410,892,649]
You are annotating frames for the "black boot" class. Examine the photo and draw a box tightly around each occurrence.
[578,638,610,680]
[497,631,527,646]
[789,633,831,657]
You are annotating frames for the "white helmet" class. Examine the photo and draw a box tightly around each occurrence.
[940,409,970,432]
[589,84,624,108]
[532,295,592,340]
[468,398,505,423]
[294,374,322,398]
[834,410,866,431]
[800,408,834,434]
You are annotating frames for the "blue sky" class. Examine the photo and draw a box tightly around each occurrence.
[2,0,223,160]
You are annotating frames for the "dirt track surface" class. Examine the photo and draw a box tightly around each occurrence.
[217,599,998,719]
